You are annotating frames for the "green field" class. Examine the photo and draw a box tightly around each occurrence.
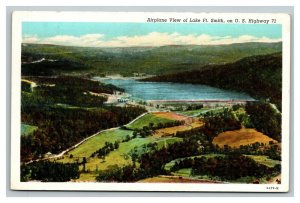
[67,128,133,158]
[245,155,281,168]
[172,168,192,177]
[21,124,38,136]
[126,113,173,130]
[81,136,182,172]
[164,154,225,171]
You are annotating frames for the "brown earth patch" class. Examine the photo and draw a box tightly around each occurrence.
[212,128,277,148]
[153,121,204,137]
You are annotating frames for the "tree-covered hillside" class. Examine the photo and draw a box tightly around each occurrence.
[143,52,282,110]
[21,42,282,76]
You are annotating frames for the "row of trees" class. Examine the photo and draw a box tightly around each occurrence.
[96,165,140,182]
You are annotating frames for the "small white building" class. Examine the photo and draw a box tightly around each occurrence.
[44,152,53,158]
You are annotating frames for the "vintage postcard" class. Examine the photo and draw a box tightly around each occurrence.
[11,11,290,192]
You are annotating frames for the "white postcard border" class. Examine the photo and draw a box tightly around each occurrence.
[11,11,291,192]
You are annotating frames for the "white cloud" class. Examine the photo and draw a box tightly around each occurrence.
[22,32,282,47]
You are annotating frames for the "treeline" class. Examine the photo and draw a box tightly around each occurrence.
[21,161,79,182]
[245,101,281,141]
[142,53,282,110]
[169,154,280,181]
[186,104,204,111]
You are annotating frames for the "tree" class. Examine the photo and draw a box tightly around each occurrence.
[114,141,120,149]
[82,157,87,172]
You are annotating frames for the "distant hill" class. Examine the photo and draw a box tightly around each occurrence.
[142,52,282,109]
[21,42,282,76]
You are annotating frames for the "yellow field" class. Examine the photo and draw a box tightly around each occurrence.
[212,128,277,148]
[154,121,204,137]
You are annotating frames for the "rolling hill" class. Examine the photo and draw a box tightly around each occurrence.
[21,42,282,76]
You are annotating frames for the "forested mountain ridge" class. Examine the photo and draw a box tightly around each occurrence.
[142,52,282,110]
[21,42,282,76]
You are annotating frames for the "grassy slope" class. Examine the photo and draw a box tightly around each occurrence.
[22,42,282,76]
[67,129,133,158]
[56,112,183,181]
[65,136,182,181]
[126,113,173,130]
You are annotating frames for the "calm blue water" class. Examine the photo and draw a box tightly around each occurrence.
[94,77,254,101]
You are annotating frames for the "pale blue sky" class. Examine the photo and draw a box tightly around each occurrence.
[23,22,281,39]
[22,22,282,47]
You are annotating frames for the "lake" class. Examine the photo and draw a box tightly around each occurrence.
[94,77,254,101]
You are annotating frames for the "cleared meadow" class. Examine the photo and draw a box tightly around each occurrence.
[65,129,133,158]
[126,113,173,130]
